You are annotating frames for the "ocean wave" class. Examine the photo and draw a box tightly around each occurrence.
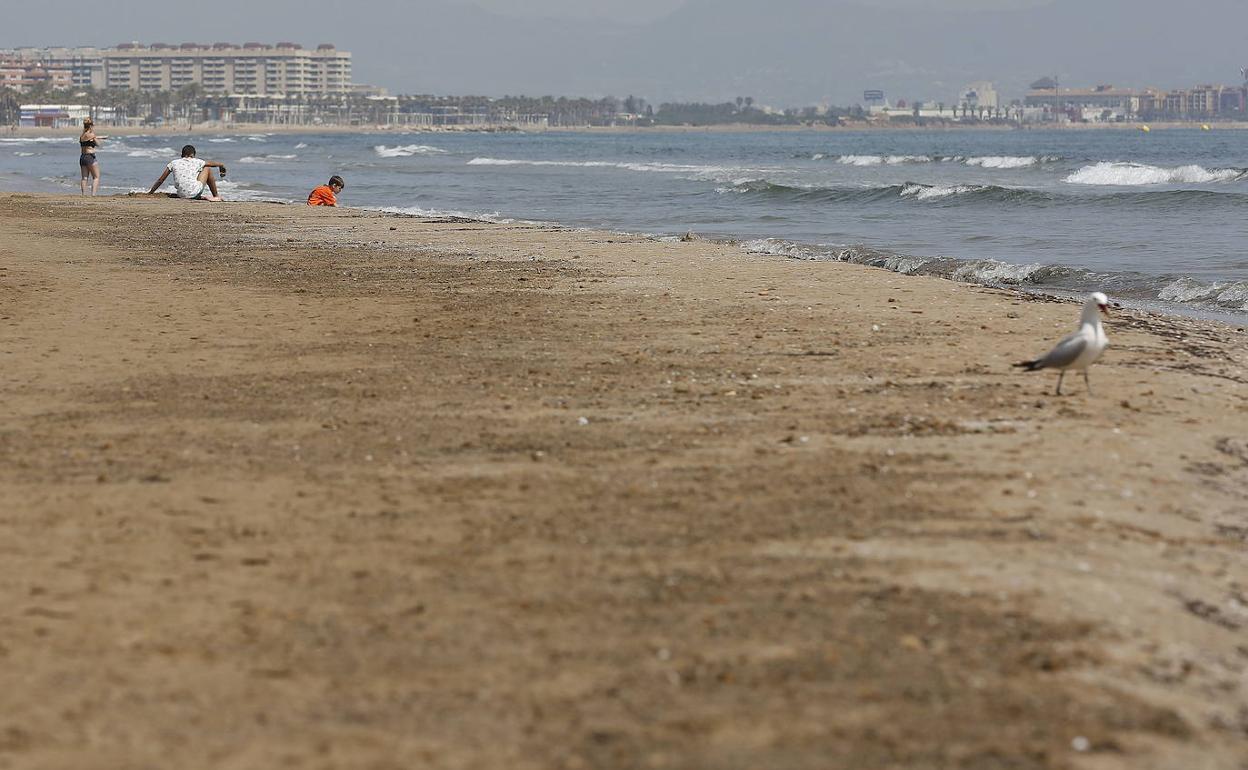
[1065,161,1245,186]
[964,155,1039,169]
[214,179,290,202]
[208,138,235,143]
[372,204,526,225]
[0,137,68,144]
[836,154,933,166]
[1158,277,1248,310]
[375,144,448,158]
[124,147,176,159]
[294,142,309,149]
[239,154,298,163]
[721,178,1051,206]
[898,183,987,200]
[466,157,738,178]
[741,237,1248,313]
[13,151,36,157]
[814,153,1057,168]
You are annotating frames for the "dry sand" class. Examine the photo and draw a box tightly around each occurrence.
[1,193,1246,769]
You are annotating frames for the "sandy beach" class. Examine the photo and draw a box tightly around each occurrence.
[1,193,1246,769]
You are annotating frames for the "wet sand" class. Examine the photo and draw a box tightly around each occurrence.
[1,193,1246,769]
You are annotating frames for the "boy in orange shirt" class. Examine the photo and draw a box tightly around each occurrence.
[308,176,345,206]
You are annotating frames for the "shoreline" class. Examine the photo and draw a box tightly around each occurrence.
[8,118,1248,138]
[343,206,1248,328]
[2,193,1247,768]
[1,165,1241,328]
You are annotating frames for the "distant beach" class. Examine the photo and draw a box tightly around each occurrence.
[10,119,1248,139]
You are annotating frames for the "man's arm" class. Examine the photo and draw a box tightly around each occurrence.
[148,168,171,194]
[204,160,228,175]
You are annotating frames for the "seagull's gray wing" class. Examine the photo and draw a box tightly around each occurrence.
[1031,331,1088,370]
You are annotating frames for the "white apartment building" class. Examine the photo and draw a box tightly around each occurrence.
[960,81,999,111]
[1,43,352,96]
[2,47,105,89]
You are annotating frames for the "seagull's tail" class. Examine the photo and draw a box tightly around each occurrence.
[1013,359,1044,372]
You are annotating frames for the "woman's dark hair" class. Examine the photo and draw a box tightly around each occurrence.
[181,145,197,157]
[329,175,345,188]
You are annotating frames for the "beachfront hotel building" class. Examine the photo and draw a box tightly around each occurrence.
[0,43,352,96]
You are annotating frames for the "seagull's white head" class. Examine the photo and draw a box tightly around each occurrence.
[1089,291,1110,317]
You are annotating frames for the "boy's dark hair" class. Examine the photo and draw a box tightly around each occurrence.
[328,175,345,188]
[181,145,196,157]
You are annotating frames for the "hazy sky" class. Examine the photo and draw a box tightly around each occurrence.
[454,0,1047,22]
[3,0,1243,104]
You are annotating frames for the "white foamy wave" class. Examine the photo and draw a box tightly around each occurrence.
[742,239,932,274]
[1159,277,1214,303]
[965,155,1037,169]
[1065,162,1242,186]
[837,154,931,166]
[208,138,235,143]
[125,147,176,159]
[899,183,981,200]
[951,259,1045,284]
[372,204,546,225]
[375,144,448,158]
[294,142,309,149]
[1158,277,1248,309]
[239,154,297,163]
[467,157,740,179]
[0,137,68,144]
[14,151,36,156]
[811,153,826,160]
[740,238,823,259]
[213,179,291,203]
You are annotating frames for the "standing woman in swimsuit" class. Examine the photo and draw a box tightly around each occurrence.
[78,118,107,196]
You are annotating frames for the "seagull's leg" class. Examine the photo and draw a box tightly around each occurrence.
[1055,371,1065,396]
[1083,370,1092,395]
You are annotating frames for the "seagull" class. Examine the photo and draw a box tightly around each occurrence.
[1014,292,1110,395]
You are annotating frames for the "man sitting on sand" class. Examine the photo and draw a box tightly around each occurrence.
[147,145,227,201]
[308,176,345,207]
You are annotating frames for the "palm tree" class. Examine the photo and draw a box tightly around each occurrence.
[175,83,205,125]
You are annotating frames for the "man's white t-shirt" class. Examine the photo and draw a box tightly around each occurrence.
[166,157,206,198]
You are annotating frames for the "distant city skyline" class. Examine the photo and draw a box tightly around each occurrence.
[2,0,1245,104]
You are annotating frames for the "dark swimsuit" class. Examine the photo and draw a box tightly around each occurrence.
[79,138,98,167]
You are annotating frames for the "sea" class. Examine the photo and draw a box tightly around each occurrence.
[3,128,1246,323]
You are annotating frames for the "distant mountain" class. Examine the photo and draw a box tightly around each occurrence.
[10,0,1247,104]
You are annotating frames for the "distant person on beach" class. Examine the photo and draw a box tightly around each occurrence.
[146,145,227,201]
[78,118,108,196]
[307,176,345,206]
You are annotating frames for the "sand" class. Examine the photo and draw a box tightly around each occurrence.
[1,193,1246,769]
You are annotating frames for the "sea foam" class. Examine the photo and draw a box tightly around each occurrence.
[124,147,176,159]
[1065,162,1243,186]
[899,183,984,200]
[964,156,1038,169]
[836,154,931,166]
[375,144,447,158]
[239,154,298,163]
[466,157,740,179]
